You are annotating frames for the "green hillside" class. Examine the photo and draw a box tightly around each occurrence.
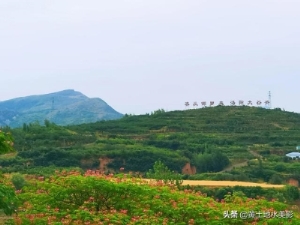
[1,106,300,184]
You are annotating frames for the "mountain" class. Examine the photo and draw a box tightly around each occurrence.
[0,89,123,127]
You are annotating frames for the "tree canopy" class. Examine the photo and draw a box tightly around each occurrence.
[0,130,14,155]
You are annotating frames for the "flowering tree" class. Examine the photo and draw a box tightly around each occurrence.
[12,171,299,224]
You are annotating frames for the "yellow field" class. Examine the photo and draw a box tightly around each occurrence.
[143,179,285,189]
[181,180,284,188]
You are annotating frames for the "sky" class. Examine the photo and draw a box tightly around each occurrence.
[1,0,299,115]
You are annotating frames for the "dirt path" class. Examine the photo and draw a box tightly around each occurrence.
[249,150,263,159]
[221,161,248,172]
[220,149,263,172]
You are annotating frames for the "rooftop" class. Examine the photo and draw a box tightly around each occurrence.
[286,152,300,158]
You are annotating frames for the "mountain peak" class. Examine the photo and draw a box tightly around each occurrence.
[52,89,79,94]
[0,90,123,127]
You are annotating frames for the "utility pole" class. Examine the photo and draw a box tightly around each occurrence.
[268,91,272,109]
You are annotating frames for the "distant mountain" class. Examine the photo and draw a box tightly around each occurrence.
[0,89,123,128]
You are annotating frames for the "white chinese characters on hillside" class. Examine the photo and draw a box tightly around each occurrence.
[184,100,271,109]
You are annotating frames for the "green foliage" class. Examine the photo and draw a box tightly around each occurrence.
[44,119,51,128]
[0,183,17,215]
[193,150,230,172]
[10,172,300,224]
[269,174,284,184]
[2,106,300,183]
[283,185,300,202]
[11,173,26,190]
[146,160,183,187]
[274,163,287,172]
[0,131,14,154]
[181,185,296,205]
[151,108,166,115]
[1,106,300,223]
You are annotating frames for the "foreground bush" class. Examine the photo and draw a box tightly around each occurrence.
[8,170,300,224]
[0,183,17,215]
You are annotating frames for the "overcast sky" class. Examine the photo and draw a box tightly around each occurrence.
[1,0,299,115]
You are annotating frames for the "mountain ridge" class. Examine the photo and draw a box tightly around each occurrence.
[0,89,123,127]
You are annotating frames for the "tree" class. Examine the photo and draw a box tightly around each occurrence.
[0,131,17,215]
[0,130,14,154]
[258,158,263,174]
[269,174,283,184]
[146,160,183,187]
[22,123,29,132]
[0,183,17,215]
[11,173,26,190]
[151,109,165,115]
[193,150,230,172]
[283,185,300,202]
[44,119,51,128]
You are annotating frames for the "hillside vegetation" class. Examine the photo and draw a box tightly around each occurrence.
[2,106,300,224]
[1,106,300,184]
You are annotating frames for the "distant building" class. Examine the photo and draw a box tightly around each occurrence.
[286,152,300,159]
